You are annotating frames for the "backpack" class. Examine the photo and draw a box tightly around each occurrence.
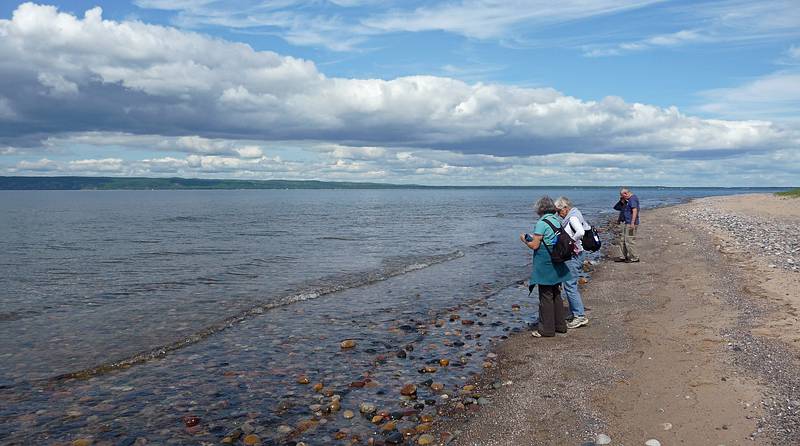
[581,226,602,252]
[541,217,574,263]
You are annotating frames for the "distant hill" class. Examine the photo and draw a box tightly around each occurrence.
[0,176,430,190]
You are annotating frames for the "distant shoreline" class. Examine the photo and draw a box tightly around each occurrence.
[0,176,794,191]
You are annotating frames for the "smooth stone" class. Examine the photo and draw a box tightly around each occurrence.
[340,339,357,349]
[397,350,407,359]
[645,440,661,446]
[243,434,260,446]
[439,359,450,367]
[183,416,200,427]
[401,384,417,396]
[661,422,672,430]
[418,434,435,445]
[360,402,377,414]
[296,375,310,384]
[277,425,292,434]
[241,423,254,434]
[343,410,355,419]
[596,433,612,445]
[430,383,444,392]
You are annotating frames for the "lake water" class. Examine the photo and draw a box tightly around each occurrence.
[0,187,778,444]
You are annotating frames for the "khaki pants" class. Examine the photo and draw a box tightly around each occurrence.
[619,224,638,261]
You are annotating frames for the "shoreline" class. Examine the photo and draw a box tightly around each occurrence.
[432,193,800,445]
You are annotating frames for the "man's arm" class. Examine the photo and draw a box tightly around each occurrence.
[630,207,638,229]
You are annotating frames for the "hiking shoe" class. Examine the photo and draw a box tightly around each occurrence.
[530,330,542,338]
[566,316,589,329]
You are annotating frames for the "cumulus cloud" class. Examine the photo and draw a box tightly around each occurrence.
[0,3,798,186]
[0,3,795,160]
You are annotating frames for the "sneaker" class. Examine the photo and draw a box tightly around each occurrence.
[613,257,628,262]
[624,258,640,263]
[566,316,589,329]
[530,330,542,337]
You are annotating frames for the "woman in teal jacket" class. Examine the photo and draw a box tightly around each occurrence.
[520,196,573,337]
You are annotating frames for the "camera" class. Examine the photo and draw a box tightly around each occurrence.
[524,233,533,242]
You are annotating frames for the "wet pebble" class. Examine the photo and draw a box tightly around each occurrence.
[340,339,357,349]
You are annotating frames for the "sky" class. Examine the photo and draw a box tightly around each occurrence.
[0,1,798,186]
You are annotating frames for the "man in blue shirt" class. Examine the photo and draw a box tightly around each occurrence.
[616,188,640,263]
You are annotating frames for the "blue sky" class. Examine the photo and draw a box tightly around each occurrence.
[0,1,798,185]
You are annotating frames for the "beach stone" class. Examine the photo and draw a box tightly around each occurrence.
[341,339,357,349]
[241,423,254,434]
[416,423,433,433]
[183,415,200,427]
[381,421,397,431]
[243,434,260,446]
[296,375,310,384]
[439,359,450,366]
[72,440,93,446]
[385,432,404,444]
[578,277,589,285]
[462,385,476,392]
[372,415,385,424]
[430,383,444,392]
[277,425,292,434]
[661,422,672,430]
[312,382,324,392]
[397,350,407,359]
[360,402,377,414]
[343,409,355,419]
[418,434,435,445]
[595,433,612,445]
[401,384,417,396]
[645,440,661,446]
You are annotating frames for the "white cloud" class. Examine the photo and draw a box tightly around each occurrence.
[1,3,793,159]
[364,0,660,40]
[585,29,708,57]
[0,4,798,186]
[584,0,800,57]
[698,72,800,119]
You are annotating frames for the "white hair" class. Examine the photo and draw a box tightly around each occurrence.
[554,196,572,210]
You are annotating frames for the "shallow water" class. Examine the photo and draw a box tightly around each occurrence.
[0,187,779,444]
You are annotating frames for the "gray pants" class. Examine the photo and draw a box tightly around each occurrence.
[619,224,638,261]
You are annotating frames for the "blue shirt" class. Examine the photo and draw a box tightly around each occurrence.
[623,194,640,225]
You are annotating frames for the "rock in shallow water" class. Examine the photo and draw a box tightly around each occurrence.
[340,339,357,349]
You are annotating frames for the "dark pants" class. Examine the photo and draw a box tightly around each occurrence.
[538,284,567,337]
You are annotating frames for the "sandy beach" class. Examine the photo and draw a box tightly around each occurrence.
[435,193,800,445]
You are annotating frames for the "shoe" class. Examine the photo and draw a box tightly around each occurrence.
[613,257,628,262]
[567,316,589,329]
[624,258,640,263]
[530,330,542,337]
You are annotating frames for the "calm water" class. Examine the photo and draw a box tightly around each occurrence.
[0,187,778,444]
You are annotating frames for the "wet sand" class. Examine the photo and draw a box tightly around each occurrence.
[435,193,800,445]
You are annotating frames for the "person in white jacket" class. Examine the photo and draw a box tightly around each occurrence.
[554,197,589,329]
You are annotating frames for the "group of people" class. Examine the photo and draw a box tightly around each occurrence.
[520,188,640,337]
